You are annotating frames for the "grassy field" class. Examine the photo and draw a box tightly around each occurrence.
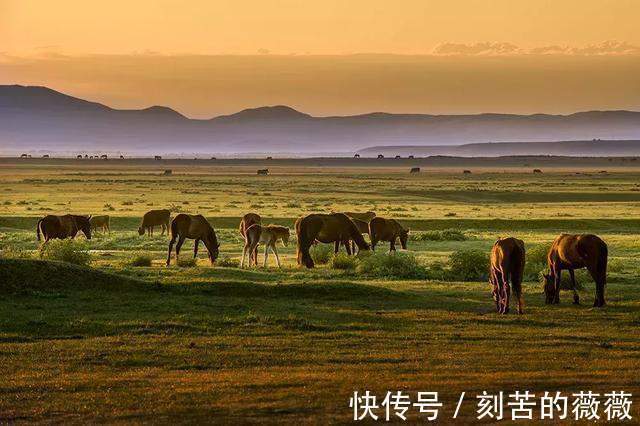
[1,158,639,423]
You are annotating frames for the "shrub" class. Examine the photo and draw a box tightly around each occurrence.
[217,256,240,268]
[330,252,357,270]
[527,243,550,264]
[356,251,427,279]
[411,229,468,242]
[176,257,197,268]
[523,243,550,281]
[310,244,333,265]
[127,252,152,267]
[448,249,488,281]
[39,239,91,266]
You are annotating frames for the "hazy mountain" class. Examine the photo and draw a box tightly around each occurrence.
[2,85,640,155]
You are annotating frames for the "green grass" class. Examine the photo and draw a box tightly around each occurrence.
[1,159,639,422]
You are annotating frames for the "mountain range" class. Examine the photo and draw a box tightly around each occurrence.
[1,85,640,155]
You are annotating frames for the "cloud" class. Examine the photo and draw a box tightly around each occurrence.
[433,40,640,56]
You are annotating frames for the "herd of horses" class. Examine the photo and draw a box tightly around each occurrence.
[35,210,609,313]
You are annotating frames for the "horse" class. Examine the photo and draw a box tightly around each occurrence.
[138,209,171,237]
[37,214,92,244]
[543,234,608,307]
[336,218,370,254]
[166,214,219,266]
[239,212,262,264]
[344,211,376,222]
[489,237,525,314]
[241,224,290,268]
[89,215,110,234]
[369,217,409,251]
[296,213,370,268]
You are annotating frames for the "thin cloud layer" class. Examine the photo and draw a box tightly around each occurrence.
[433,40,640,56]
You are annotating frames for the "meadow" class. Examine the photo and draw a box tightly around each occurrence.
[1,157,639,423]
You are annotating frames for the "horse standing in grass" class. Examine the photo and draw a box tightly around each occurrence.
[543,234,608,307]
[167,214,219,266]
[89,215,110,234]
[296,213,370,268]
[138,209,171,237]
[239,213,261,265]
[489,237,525,314]
[37,214,92,244]
[369,217,409,251]
[241,224,290,268]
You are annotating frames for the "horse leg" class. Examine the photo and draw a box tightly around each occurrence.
[194,239,200,259]
[568,269,580,304]
[389,240,396,252]
[334,241,340,254]
[586,264,606,307]
[553,267,562,304]
[345,240,352,256]
[240,242,248,268]
[263,244,269,267]
[502,271,511,314]
[272,244,281,268]
[166,234,177,266]
[490,268,501,312]
[175,235,186,260]
[351,240,357,254]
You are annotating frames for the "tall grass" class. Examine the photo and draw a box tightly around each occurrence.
[39,239,92,266]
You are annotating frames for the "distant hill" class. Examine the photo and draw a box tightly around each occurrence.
[2,85,640,154]
[358,140,640,157]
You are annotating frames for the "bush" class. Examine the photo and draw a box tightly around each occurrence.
[523,243,550,281]
[310,244,333,265]
[356,251,427,279]
[39,239,91,266]
[411,229,468,241]
[176,257,197,268]
[127,252,152,267]
[217,256,240,268]
[330,252,357,270]
[527,243,550,264]
[448,249,488,281]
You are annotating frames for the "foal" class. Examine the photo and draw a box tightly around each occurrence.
[241,224,290,268]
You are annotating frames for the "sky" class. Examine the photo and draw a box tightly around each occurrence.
[1,0,639,117]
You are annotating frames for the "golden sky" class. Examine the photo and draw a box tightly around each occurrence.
[2,0,640,55]
[1,0,639,116]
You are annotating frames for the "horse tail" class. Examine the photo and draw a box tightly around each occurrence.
[36,218,43,241]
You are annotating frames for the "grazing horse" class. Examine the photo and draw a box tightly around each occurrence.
[296,213,370,268]
[543,234,608,307]
[336,218,370,254]
[138,209,171,237]
[37,214,92,243]
[89,215,110,234]
[489,237,525,314]
[369,217,409,251]
[239,213,262,264]
[167,214,220,266]
[344,211,376,222]
[241,224,290,268]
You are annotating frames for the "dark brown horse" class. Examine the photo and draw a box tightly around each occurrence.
[336,218,370,254]
[296,213,370,268]
[543,234,608,307]
[239,212,262,265]
[167,214,220,266]
[489,237,525,314]
[37,214,92,243]
[369,217,409,251]
[138,209,171,237]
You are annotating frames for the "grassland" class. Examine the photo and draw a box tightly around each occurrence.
[1,158,639,423]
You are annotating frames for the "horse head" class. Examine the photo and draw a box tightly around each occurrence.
[542,273,555,304]
[399,229,409,250]
[78,215,92,240]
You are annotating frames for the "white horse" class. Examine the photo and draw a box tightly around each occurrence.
[241,224,290,268]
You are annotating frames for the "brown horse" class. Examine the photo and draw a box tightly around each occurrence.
[241,224,290,268]
[543,234,608,307]
[89,215,110,234]
[489,237,525,314]
[239,212,262,265]
[296,213,370,268]
[369,217,409,251]
[37,214,92,244]
[138,209,171,237]
[166,214,220,266]
[336,218,370,254]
